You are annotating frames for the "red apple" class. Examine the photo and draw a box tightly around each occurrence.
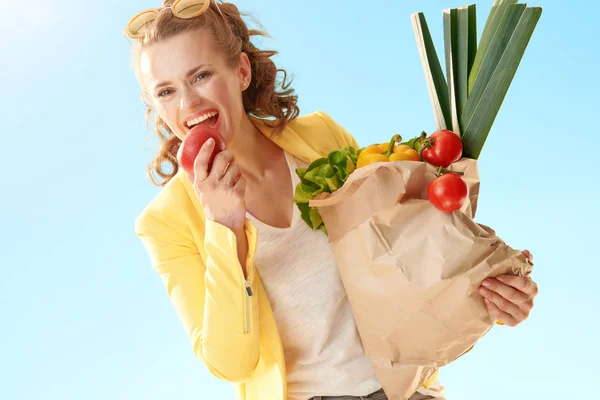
[177,125,226,175]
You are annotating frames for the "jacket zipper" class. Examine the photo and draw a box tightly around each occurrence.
[243,279,253,333]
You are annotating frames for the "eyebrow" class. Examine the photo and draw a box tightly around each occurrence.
[152,64,211,91]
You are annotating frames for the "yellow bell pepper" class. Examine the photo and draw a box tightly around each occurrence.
[356,134,420,168]
[390,144,421,162]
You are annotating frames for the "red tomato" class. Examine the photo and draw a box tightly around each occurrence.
[421,130,463,168]
[177,125,226,175]
[428,172,468,212]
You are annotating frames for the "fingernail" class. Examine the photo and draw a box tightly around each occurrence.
[480,287,488,296]
[482,280,491,288]
[207,138,214,145]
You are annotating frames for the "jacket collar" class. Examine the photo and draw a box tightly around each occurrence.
[249,116,324,164]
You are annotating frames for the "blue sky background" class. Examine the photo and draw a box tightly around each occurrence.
[1,0,598,399]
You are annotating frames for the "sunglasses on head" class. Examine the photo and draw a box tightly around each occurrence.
[124,0,224,39]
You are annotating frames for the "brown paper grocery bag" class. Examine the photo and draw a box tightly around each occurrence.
[309,159,533,400]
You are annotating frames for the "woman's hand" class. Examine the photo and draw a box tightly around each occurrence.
[188,138,247,232]
[480,250,538,327]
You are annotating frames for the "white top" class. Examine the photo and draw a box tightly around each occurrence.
[247,151,446,400]
[247,151,382,400]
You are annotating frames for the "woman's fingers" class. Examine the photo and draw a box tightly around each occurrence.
[222,162,241,187]
[484,299,518,327]
[210,149,234,181]
[192,138,216,183]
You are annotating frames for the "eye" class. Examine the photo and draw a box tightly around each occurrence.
[157,88,173,98]
[194,71,212,82]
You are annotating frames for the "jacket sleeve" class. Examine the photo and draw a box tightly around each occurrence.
[135,210,260,383]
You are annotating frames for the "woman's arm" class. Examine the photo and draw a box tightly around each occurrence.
[135,210,260,383]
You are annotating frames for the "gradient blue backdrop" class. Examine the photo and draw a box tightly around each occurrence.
[1,0,598,399]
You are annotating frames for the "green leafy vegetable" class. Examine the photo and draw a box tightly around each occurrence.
[412,0,542,159]
[293,146,359,234]
[411,11,452,130]
[461,6,542,159]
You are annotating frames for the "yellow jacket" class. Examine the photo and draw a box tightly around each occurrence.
[135,111,362,400]
[135,111,438,400]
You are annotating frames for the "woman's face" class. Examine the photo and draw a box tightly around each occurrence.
[138,28,251,144]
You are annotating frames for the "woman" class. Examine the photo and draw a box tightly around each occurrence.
[128,1,539,399]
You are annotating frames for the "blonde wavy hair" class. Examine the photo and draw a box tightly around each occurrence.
[131,0,299,186]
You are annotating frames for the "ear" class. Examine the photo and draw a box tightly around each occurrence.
[238,52,252,91]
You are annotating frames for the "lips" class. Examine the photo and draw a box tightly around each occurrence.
[183,109,220,131]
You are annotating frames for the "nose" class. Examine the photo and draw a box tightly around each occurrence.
[179,86,203,111]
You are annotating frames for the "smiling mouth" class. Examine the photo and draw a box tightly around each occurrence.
[185,110,219,130]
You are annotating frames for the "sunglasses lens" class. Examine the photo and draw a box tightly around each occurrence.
[128,10,157,37]
[173,0,210,17]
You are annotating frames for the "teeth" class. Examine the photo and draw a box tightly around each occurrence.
[186,111,218,128]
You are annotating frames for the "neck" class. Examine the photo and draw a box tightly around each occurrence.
[227,114,284,181]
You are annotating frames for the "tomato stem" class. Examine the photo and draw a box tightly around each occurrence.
[412,131,433,160]
[385,134,402,157]
[436,166,464,177]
